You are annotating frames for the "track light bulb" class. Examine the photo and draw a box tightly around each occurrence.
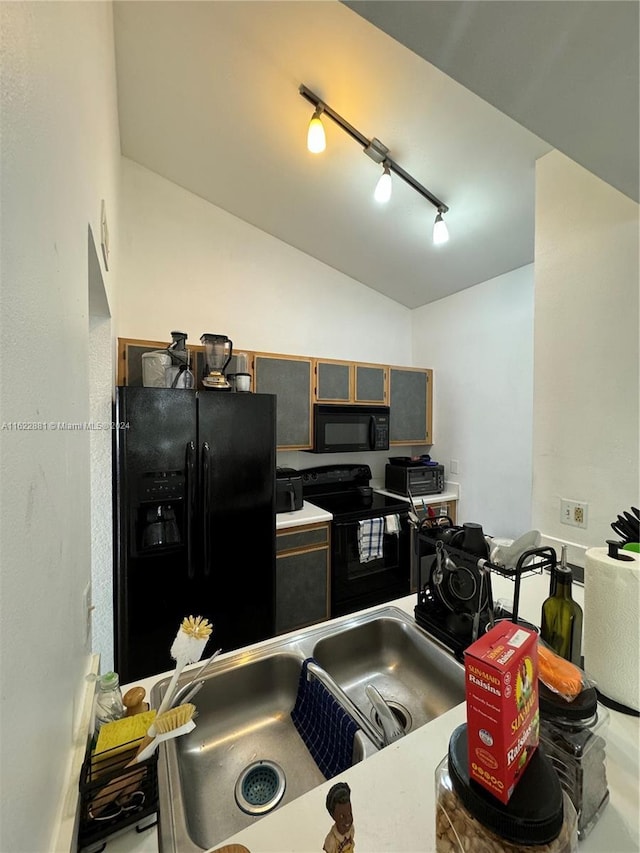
[307,107,326,154]
[374,162,392,204]
[433,210,449,245]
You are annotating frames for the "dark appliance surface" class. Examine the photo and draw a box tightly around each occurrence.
[414,519,556,661]
[385,462,445,496]
[114,387,277,682]
[309,404,390,453]
[275,467,303,513]
[301,464,410,617]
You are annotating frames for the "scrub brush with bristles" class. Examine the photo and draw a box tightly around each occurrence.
[155,615,213,719]
[133,702,197,762]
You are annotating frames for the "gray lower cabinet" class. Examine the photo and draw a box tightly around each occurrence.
[276,523,330,635]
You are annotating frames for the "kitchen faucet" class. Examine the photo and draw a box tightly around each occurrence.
[305,661,403,749]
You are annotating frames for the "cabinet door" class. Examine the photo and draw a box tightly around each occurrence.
[354,364,387,404]
[275,524,330,634]
[117,338,171,386]
[315,359,351,402]
[389,367,433,444]
[253,354,313,449]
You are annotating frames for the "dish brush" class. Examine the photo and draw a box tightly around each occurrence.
[134,702,196,762]
[154,615,213,722]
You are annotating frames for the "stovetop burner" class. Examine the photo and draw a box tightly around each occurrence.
[300,463,408,522]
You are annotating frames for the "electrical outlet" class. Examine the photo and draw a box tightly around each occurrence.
[560,499,588,529]
[450,459,459,475]
[83,581,93,648]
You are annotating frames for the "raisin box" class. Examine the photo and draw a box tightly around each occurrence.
[464,622,539,803]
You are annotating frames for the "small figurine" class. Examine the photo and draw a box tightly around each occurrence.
[323,781,355,853]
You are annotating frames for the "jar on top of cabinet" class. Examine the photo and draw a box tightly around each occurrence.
[435,724,577,853]
[538,682,609,840]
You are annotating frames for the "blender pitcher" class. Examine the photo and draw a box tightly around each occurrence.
[200,333,233,389]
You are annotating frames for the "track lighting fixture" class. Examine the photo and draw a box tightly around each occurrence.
[307,105,326,154]
[374,161,392,204]
[299,84,449,243]
[433,209,449,245]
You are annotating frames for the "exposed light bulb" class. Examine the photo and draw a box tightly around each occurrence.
[374,163,392,204]
[433,211,449,245]
[307,108,326,154]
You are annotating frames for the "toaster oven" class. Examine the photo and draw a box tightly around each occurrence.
[276,467,303,513]
[384,463,445,497]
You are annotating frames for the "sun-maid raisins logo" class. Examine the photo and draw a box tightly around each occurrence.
[515,656,534,708]
[510,656,536,733]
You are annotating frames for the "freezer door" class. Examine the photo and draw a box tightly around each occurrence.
[197,392,277,652]
[114,387,199,682]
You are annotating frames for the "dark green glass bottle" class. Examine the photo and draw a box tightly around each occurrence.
[540,546,583,665]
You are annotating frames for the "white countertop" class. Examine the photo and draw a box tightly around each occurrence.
[275,500,332,530]
[103,583,639,853]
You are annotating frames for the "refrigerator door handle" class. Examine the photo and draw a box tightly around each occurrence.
[201,441,211,577]
[186,441,196,580]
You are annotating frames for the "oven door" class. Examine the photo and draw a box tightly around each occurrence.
[330,514,410,617]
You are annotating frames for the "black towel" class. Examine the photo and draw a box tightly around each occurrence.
[291,658,358,779]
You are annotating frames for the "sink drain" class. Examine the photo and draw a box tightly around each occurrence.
[371,700,412,734]
[235,760,286,815]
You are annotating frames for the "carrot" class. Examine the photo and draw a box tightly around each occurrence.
[538,643,583,699]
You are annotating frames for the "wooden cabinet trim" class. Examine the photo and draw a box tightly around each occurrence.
[117,339,432,445]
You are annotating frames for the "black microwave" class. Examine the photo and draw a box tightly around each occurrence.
[309,404,390,453]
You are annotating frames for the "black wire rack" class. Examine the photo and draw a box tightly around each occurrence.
[77,736,158,853]
[414,518,557,660]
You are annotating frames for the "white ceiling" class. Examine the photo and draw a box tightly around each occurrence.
[113,1,638,310]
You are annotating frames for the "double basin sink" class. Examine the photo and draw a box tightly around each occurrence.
[150,606,465,852]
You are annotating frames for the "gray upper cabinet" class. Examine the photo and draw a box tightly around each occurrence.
[389,367,433,444]
[253,353,313,449]
[354,364,387,404]
[118,338,172,386]
[118,339,433,449]
[315,360,351,402]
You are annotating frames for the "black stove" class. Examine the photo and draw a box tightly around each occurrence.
[300,464,408,521]
[300,464,411,617]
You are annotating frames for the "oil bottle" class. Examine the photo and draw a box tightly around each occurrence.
[540,545,583,665]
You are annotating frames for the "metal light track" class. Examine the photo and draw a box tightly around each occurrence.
[299,84,449,213]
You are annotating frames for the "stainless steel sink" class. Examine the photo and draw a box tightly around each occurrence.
[312,613,466,735]
[151,606,465,852]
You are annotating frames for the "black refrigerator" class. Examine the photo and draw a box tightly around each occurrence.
[114,387,277,683]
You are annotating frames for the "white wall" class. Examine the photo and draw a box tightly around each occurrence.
[533,150,639,560]
[115,158,415,495]
[0,4,120,850]
[118,158,412,365]
[411,266,535,539]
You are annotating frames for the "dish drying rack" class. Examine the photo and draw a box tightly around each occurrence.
[77,736,158,853]
[414,517,557,659]
[485,545,557,621]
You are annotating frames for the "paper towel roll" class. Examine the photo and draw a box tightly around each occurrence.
[584,546,640,711]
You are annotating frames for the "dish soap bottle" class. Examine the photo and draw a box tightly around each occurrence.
[541,545,583,665]
[94,671,125,731]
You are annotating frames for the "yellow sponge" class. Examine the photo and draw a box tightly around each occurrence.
[94,710,157,758]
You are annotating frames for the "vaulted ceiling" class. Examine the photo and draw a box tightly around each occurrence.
[113,1,638,309]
